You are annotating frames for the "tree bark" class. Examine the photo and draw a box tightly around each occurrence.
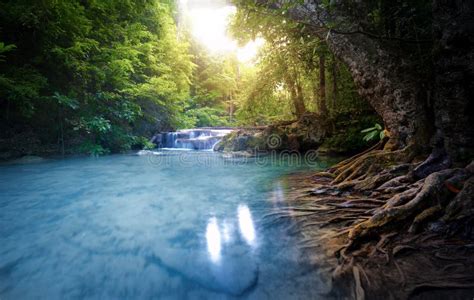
[257,0,472,159]
[432,0,474,161]
[276,1,433,151]
[286,73,307,118]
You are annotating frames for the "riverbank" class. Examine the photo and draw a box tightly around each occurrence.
[278,169,474,299]
[215,113,379,156]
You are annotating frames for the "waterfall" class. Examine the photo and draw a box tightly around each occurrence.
[151,128,232,150]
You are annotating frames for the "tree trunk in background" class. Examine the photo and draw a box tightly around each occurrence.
[331,57,338,110]
[228,101,234,123]
[294,81,307,117]
[319,55,327,115]
[286,74,307,118]
[432,0,474,161]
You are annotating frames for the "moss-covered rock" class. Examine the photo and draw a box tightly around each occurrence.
[215,113,331,153]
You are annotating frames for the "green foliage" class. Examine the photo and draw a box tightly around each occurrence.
[234,65,294,125]
[361,123,385,142]
[187,107,230,127]
[230,2,376,127]
[322,116,382,153]
[78,141,110,157]
[0,0,394,158]
[52,92,79,110]
[0,0,194,155]
[323,127,367,154]
[0,42,16,61]
[182,42,239,127]
[133,136,155,150]
[74,116,111,135]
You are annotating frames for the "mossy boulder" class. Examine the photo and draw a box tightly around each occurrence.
[214,130,267,152]
[215,113,331,153]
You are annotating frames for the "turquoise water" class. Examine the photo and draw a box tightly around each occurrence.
[0,151,333,299]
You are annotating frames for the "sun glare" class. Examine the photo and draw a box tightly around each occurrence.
[179,0,263,64]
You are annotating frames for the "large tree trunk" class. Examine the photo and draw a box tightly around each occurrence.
[273,0,472,160]
[325,34,431,150]
[294,81,307,117]
[277,2,433,151]
[432,0,474,162]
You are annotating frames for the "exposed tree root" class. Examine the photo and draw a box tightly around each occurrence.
[409,205,442,233]
[352,266,365,300]
[269,146,474,299]
[348,168,472,242]
[327,139,386,172]
[331,144,416,185]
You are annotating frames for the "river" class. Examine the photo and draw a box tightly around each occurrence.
[0,150,337,299]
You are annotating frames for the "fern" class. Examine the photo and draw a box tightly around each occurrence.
[361,123,385,142]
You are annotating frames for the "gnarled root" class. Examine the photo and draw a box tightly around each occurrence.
[442,173,474,237]
[353,163,412,191]
[281,141,474,299]
[328,139,386,172]
[409,205,443,233]
[330,144,416,187]
[348,168,471,241]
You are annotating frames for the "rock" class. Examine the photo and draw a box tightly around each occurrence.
[9,155,45,164]
[216,113,330,154]
[221,151,256,159]
[150,133,163,145]
[146,248,258,296]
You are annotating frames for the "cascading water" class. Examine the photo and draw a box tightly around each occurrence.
[151,128,233,150]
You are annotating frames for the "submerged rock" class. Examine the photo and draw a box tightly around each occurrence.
[221,151,256,159]
[8,155,46,164]
[146,248,258,296]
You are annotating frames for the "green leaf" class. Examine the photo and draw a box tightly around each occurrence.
[0,42,16,61]
[363,130,378,141]
[53,92,79,110]
[361,127,376,133]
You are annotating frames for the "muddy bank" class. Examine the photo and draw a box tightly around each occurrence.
[276,172,474,299]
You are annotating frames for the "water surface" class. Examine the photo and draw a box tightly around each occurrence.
[0,151,335,299]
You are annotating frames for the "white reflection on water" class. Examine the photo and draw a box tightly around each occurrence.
[238,204,256,246]
[222,221,233,243]
[271,182,285,204]
[206,217,222,263]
